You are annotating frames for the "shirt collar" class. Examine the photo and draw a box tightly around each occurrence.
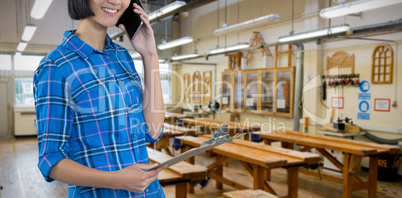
[61,30,117,59]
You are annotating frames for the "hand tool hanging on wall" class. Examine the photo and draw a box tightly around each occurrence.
[322,80,327,100]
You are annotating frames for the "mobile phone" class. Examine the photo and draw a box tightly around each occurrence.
[116,0,144,40]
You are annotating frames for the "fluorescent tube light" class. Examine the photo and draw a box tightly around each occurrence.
[21,24,37,42]
[277,24,351,42]
[209,43,249,54]
[149,1,186,21]
[158,36,193,50]
[320,0,402,19]
[171,53,198,61]
[31,0,53,20]
[214,14,280,36]
[17,42,28,52]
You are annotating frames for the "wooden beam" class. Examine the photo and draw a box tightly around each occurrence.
[264,181,278,195]
[287,168,298,198]
[240,161,254,176]
[351,182,370,191]
[182,146,195,194]
[342,153,352,198]
[368,156,378,198]
[163,147,173,156]
[316,148,344,170]
[298,169,343,184]
[176,183,187,198]
[298,146,313,152]
[253,166,264,190]
[317,148,362,184]
[207,156,230,171]
[265,169,271,181]
[216,155,224,189]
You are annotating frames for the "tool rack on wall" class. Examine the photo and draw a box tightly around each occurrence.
[322,74,360,87]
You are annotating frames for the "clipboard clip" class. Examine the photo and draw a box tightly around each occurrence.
[200,125,245,147]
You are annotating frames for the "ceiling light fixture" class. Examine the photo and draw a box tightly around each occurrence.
[320,0,402,19]
[171,53,199,61]
[17,42,28,52]
[158,36,193,50]
[214,14,280,36]
[277,24,352,42]
[209,43,250,54]
[148,1,186,21]
[21,24,37,42]
[30,0,53,20]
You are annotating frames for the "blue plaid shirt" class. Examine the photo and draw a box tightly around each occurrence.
[33,30,164,198]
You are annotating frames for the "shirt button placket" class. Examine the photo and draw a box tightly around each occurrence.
[127,106,136,139]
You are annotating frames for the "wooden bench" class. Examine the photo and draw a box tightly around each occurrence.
[165,113,194,125]
[147,148,208,198]
[150,123,196,156]
[176,135,321,198]
[180,118,261,140]
[223,189,279,198]
[252,130,401,198]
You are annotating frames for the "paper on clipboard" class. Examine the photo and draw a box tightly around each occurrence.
[146,142,224,171]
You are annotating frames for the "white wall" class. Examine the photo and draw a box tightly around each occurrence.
[0,53,38,138]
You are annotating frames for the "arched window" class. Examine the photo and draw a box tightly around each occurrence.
[202,71,212,104]
[372,44,393,84]
[183,73,191,103]
[192,71,202,104]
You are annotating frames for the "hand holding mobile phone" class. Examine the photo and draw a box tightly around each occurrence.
[116,0,144,40]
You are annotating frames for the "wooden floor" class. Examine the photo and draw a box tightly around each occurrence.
[1,137,401,198]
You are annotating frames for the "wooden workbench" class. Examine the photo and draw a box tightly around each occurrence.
[165,112,194,124]
[147,148,208,198]
[180,118,261,140]
[151,123,197,156]
[176,135,321,198]
[223,189,279,198]
[252,130,400,198]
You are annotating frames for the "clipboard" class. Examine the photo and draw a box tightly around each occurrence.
[147,124,244,171]
[146,142,224,171]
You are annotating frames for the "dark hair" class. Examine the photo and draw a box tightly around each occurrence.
[68,0,94,20]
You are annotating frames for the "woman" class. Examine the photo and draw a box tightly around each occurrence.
[33,0,166,197]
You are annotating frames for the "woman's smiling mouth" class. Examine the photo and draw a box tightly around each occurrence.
[102,7,118,15]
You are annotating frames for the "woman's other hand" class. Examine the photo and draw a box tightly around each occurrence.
[113,163,166,193]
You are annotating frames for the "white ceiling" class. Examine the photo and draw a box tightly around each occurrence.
[0,0,74,50]
[0,0,170,54]
[4,0,400,58]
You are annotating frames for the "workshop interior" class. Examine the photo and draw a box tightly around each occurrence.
[1,0,402,197]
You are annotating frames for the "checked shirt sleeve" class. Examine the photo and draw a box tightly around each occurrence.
[33,57,75,182]
[145,124,164,143]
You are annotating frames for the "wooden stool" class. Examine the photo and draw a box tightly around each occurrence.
[223,189,278,198]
